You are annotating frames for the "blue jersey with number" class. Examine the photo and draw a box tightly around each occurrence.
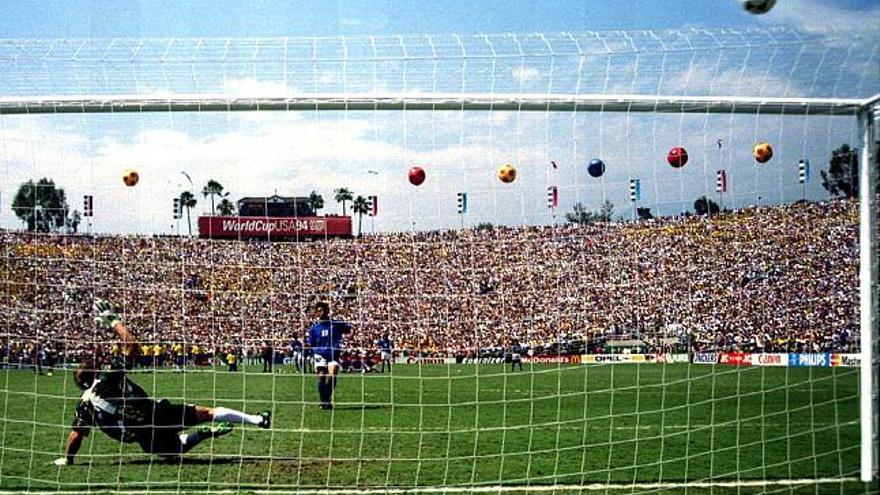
[308,319,352,361]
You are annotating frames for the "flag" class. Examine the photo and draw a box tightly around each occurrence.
[547,186,558,209]
[456,192,468,214]
[629,179,641,202]
[799,160,810,184]
[716,170,727,193]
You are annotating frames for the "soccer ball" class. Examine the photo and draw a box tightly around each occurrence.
[497,164,516,183]
[753,142,773,163]
[667,147,688,168]
[408,166,426,186]
[123,169,140,187]
[740,0,776,14]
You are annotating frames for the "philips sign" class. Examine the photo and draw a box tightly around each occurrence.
[789,353,829,367]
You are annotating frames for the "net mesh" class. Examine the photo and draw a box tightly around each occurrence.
[0,28,878,493]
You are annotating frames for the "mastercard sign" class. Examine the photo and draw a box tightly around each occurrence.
[830,354,861,367]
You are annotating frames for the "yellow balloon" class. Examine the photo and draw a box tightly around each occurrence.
[123,169,140,187]
[753,142,773,164]
[498,164,517,183]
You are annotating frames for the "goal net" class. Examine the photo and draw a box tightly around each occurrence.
[0,29,878,494]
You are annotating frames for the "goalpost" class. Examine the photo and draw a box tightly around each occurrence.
[0,29,878,493]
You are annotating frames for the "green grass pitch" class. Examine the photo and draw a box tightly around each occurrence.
[0,364,872,494]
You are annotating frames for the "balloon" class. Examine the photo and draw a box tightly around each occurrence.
[587,159,605,178]
[408,167,426,186]
[667,147,688,168]
[753,142,773,164]
[498,164,516,183]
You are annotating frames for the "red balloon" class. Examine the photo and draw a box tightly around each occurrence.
[408,166,426,186]
[667,147,688,168]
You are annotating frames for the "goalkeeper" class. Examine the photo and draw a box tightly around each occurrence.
[54,300,271,466]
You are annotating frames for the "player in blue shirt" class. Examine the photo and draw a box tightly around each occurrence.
[307,301,352,410]
[289,337,304,373]
[378,334,393,373]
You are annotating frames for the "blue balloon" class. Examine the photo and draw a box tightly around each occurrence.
[587,159,606,178]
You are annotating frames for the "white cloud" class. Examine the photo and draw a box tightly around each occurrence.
[223,78,296,97]
[340,18,364,27]
[758,0,880,34]
[512,67,541,83]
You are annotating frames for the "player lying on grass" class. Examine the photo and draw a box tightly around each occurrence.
[53,300,271,466]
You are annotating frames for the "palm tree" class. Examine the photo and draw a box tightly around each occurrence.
[217,198,236,216]
[179,191,197,236]
[202,180,228,216]
[308,190,325,215]
[334,187,353,216]
[565,202,595,225]
[352,195,370,237]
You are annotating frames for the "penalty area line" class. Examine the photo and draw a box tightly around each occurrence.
[5,477,864,495]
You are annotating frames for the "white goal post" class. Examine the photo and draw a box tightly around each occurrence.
[857,96,879,483]
[1,29,878,491]
[2,90,877,483]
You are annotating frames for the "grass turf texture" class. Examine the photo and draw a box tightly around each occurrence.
[0,364,871,494]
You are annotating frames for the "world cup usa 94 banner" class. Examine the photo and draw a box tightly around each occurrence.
[198,216,352,239]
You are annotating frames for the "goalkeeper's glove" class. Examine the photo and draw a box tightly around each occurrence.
[53,457,70,466]
[94,299,121,330]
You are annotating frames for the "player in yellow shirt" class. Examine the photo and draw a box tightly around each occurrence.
[190,344,202,367]
[153,343,165,367]
[140,344,152,368]
[226,350,238,373]
[172,343,185,371]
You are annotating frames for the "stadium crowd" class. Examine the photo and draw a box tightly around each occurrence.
[0,199,860,367]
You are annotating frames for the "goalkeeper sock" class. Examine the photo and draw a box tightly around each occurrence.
[212,407,263,425]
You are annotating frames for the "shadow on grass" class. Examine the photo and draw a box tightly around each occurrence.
[127,455,300,466]
[331,404,388,411]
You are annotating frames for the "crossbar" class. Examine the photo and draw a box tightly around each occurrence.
[1,93,875,116]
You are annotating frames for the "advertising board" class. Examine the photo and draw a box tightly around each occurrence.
[750,353,787,366]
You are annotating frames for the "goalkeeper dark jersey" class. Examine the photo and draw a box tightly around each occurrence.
[72,360,200,455]
[72,362,154,444]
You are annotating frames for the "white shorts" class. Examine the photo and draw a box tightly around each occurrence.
[511,353,522,361]
[313,355,340,370]
[381,351,392,361]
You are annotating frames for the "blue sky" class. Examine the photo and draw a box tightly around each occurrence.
[1,0,878,38]
[0,0,878,235]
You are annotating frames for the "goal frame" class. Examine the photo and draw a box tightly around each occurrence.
[1,90,878,484]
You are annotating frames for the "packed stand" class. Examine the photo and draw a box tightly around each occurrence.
[0,199,860,367]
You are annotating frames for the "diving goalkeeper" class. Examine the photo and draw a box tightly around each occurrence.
[53,300,271,466]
